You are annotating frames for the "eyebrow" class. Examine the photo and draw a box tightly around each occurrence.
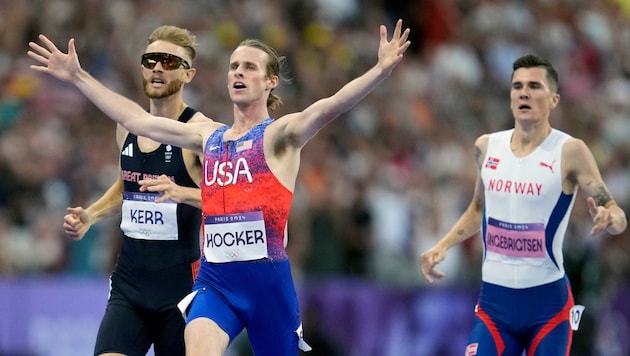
[512,80,544,87]
[230,60,259,68]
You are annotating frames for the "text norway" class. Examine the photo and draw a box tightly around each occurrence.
[130,210,164,224]
[206,229,265,248]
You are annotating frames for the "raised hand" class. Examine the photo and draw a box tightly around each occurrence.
[28,35,82,83]
[377,19,411,75]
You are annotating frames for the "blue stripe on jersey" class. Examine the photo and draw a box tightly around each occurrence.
[481,209,488,261]
[546,192,575,269]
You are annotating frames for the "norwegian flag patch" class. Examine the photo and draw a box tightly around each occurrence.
[485,157,500,170]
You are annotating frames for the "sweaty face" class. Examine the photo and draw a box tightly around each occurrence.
[510,67,559,122]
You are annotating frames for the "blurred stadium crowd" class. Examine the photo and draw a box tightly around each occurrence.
[1,0,630,354]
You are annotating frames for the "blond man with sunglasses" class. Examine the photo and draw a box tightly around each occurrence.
[60,25,213,356]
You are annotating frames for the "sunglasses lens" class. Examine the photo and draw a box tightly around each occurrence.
[141,56,158,69]
[141,53,189,70]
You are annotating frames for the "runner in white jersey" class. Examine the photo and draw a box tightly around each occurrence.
[482,128,573,289]
[419,54,626,356]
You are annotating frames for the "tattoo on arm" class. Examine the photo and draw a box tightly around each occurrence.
[594,186,612,206]
[457,229,465,236]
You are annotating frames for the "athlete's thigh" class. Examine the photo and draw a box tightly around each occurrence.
[186,286,243,341]
[152,306,187,356]
[94,289,151,356]
[527,316,572,356]
[467,310,523,356]
[246,260,301,356]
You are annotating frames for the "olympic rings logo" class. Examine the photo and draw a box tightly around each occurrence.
[224,250,240,259]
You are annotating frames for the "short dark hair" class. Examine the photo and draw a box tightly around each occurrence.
[512,54,559,92]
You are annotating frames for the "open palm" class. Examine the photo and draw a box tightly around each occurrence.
[28,35,82,83]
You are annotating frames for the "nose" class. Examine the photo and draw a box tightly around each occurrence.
[519,88,529,99]
[152,62,165,71]
[233,66,244,77]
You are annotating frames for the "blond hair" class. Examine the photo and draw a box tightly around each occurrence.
[148,25,197,61]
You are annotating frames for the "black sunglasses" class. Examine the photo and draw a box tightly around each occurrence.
[141,52,191,70]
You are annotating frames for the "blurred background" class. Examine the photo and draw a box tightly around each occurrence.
[1,0,630,355]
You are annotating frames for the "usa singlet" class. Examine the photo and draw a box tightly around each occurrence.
[183,118,308,356]
[95,107,201,356]
[466,128,580,356]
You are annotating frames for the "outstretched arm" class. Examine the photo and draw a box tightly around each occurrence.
[28,35,205,153]
[280,19,411,148]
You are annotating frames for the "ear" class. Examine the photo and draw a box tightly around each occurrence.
[266,75,279,91]
[550,92,560,109]
[183,68,197,83]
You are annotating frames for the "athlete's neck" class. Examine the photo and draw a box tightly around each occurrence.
[149,96,187,120]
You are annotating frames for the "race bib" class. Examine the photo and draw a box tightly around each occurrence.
[203,211,268,263]
[485,217,545,258]
[570,305,586,331]
[120,192,178,240]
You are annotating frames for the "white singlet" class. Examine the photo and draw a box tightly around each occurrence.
[480,128,577,289]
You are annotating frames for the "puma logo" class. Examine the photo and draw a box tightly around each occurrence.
[539,160,555,173]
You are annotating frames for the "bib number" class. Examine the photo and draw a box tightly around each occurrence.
[203,211,268,263]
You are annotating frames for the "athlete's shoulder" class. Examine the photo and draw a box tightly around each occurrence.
[474,133,491,150]
[188,112,214,124]
[561,136,589,158]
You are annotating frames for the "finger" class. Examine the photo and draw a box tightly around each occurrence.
[419,256,435,283]
[420,263,434,283]
[65,231,81,240]
[590,223,605,235]
[392,19,402,40]
[430,269,446,281]
[138,178,167,186]
[379,24,388,45]
[38,34,60,52]
[68,38,76,57]
[63,223,81,238]
[27,50,49,64]
[399,28,411,44]
[586,197,598,215]
[423,273,434,284]
[398,39,411,56]
[28,41,50,57]
[143,183,167,192]
[66,207,83,215]
[64,226,79,236]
